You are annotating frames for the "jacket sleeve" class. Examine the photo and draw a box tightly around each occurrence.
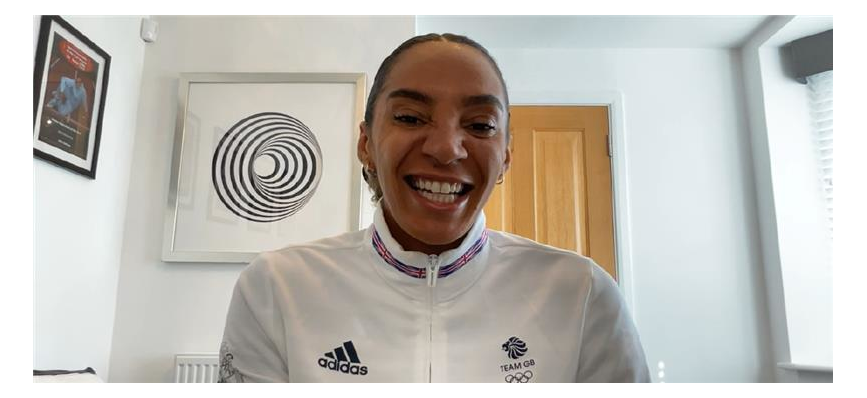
[575,263,650,382]
[219,255,290,382]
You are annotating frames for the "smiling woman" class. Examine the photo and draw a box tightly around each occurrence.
[219,33,650,383]
[357,35,511,254]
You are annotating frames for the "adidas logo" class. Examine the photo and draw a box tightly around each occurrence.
[317,341,369,376]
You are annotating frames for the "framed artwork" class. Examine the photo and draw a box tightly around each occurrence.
[162,73,367,263]
[33,15,111,179]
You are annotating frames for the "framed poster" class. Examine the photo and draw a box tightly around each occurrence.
[33,15,111,179]
[162,73,367,263]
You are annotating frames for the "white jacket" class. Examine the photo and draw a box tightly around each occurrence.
[219,206,649,382]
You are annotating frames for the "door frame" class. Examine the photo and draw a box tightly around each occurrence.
[510,90,637,324]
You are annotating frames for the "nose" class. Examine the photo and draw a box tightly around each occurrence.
[421,121,468,165]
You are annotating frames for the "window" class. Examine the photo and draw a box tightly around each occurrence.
[806,70,833,235]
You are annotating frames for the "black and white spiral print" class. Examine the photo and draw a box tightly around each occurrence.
[502,336,528,360]
[212,112,323,223]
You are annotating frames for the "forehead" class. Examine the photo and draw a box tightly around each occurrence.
[381,41,505,103]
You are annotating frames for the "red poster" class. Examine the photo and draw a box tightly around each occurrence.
[33,15,110,179]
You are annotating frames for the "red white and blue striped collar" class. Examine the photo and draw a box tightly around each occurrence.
[369,205,488,280]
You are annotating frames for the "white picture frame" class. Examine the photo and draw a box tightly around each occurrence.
[162,73,366,263]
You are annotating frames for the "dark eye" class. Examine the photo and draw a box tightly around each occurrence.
[394,114,424,126]
[468,122,497,136]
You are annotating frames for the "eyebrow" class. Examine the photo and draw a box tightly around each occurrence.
[386,89,505,112]
[462,94,504,112]
[386,89,433,105]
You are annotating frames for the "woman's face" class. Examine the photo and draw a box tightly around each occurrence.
[358,41,510,254]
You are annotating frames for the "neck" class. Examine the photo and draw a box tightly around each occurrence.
[382,207,465,255]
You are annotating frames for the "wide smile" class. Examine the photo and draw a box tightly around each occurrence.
[403,175,474,208]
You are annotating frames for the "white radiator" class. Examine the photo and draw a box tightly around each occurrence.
[174,354,219,383]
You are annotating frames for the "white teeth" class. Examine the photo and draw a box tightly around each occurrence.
[420,191,457,204]
[413,177,465,195]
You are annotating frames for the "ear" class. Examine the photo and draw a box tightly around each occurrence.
[357,121,372,167]
[503,145,512,173]
[499,139,512,181]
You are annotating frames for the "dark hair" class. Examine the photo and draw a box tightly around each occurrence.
[362,33,510,202]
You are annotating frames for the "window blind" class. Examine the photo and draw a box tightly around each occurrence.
[806,70,833,234]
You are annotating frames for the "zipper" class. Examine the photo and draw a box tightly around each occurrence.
[426,254,440,382]
[427,254,441,287]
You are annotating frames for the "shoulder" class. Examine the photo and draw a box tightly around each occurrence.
[487,229,597,271]
[272,228,367,256]
[240,229,367,281]
[485,230,620,295]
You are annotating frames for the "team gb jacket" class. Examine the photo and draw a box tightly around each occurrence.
[219,205,650,382]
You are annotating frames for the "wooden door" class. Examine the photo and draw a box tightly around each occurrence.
[485,106,617,279]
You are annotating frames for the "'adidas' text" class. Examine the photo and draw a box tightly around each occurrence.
[317,358,368,375]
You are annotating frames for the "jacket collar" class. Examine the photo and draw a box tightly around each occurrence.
[365,204,490,301]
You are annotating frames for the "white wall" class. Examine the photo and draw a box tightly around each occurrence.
[33,16,146,378]
[484,47,773,382]
[107,16,414,382]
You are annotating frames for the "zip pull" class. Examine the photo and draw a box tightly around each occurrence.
[427,254,441,287]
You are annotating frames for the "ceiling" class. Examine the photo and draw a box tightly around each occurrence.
[416,16,776,49]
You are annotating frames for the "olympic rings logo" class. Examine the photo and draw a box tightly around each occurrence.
[504,370,533,383]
